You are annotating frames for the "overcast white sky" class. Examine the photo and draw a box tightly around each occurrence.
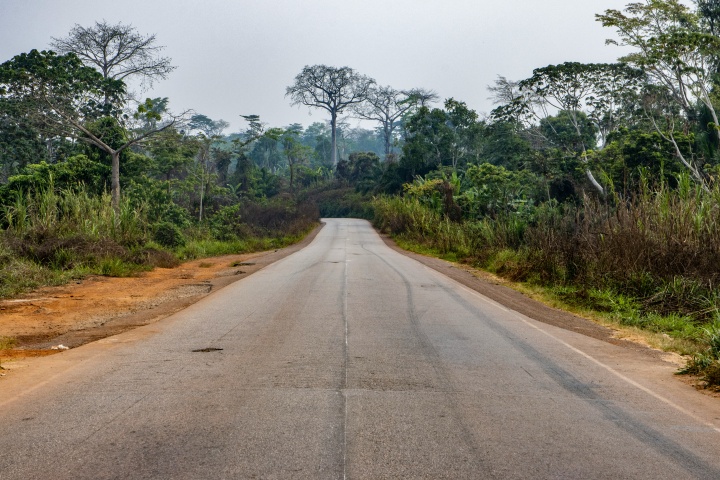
[1,0,637,133]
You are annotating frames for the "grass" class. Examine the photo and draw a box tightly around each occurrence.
[0,336,17,370]
[393,236,462,263]
[4,186,147,244]
[0,257,80,298]
[0,336,17,351]
[0,184,319,299]
[479,247,720,373]
[0,230,311,300]
[177,233,303,261]
[97,258,149,277]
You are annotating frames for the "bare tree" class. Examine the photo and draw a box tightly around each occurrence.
[407,88,439,108]
[286,65,375,166]
[51,20,175,102]
[354,86,437,157]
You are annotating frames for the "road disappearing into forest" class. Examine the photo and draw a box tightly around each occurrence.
[2,219,720,479]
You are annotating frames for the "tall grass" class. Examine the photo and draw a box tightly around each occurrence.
[0,184,320,299]
[3,185,146,244]
[373,196,470,256]
[0,185,152,296]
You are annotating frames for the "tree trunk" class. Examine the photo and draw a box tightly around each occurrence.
[199,180,205,222]
[331,111,338,166]
[584,168,605,197]
[111,150,121,211]
[581,147,605,197]
[572,117,604,197]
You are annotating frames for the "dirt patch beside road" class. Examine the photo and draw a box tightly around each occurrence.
[0,224,322,365]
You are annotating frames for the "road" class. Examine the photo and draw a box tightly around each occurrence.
[1,218,720,479]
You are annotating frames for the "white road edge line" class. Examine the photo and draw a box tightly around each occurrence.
[422,263,720,436]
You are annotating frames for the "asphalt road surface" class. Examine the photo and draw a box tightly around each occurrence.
[2,218,720,479]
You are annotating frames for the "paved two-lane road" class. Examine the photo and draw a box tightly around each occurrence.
[2,219,720,479]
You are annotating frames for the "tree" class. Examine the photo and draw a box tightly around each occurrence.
[598,1,720,122]
[343,127,384,157]
[185,114,231,218]
[407,88,439,108]
[539,110,597,153]
[240,114,265,137]
[354,86,437,157]
[286,65,375,166]
[400,99,482,178]
[0,50,186,209]
[697,0,720,36]
[301,122,333,166]
[187,114,230,138]
[248,127,284,172]
[280,128,313,189]
[147,128,196,183]
[51,20,175,102]
[189,135,216,222]
[444,98,482,169]
[336,151,381,191]
[0,102,47,179]
[598,0,720,185]
[492,62,645,195]
[400,106,455,179]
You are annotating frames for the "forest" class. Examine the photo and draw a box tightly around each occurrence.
[1,0,720,385]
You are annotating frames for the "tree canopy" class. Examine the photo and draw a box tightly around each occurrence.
[51,20,176,95]
[286,65,375,166]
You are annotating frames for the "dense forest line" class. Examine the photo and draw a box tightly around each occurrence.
[1,0,720,385]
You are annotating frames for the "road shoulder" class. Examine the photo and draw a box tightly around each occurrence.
[0,223,324,369]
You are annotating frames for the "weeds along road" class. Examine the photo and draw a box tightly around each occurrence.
[1,218,720,479]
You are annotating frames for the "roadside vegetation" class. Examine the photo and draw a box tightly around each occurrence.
[372,176,720,385]
[2,1,720,386]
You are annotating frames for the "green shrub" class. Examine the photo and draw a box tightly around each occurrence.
[303,184,374,219]
[153,221,186,248]
[704,362,720,387]
[98,258,144,277]
[209,204,250,241]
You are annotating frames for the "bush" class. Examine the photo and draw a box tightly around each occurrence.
[239,197,318,237]
[305,185,373,219]
[124,177,191,227]
[0,155,110,204]
[125,245,179,269]
[209,204,250,241]
[153,221,186,248]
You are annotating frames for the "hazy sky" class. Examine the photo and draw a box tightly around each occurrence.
[1,0,636,133]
